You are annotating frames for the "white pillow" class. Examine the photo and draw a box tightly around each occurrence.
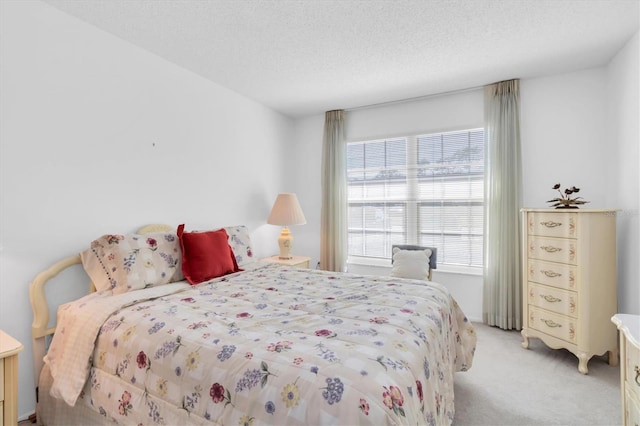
[390,247,432,280]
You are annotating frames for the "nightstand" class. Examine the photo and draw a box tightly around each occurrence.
[0,330,24,426]
[263,255,311,268]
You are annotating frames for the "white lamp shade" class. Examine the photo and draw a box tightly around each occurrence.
[267,193,307,226]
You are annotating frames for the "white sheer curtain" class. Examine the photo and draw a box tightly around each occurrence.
[483,80,522,330]
[320,110,347,272]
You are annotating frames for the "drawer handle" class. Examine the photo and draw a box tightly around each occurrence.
[540,221,562,228]
[541,270,562,278]
[635,365,639,386]
[541,294,562,303]
[541,318,562,328]
[541,245,562,253]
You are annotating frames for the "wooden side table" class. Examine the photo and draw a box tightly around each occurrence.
[263,255,311,268]
[0,330,24,426]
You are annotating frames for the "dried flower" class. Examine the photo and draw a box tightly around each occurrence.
[547,183,589,209]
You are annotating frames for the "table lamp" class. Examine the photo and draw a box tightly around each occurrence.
[267,193,306,259]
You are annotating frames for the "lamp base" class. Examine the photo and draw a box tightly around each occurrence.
[277,227,294,259]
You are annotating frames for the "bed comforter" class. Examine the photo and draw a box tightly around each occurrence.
[44,263,476,425]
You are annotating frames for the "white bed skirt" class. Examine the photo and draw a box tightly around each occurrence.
[38,364,114,425]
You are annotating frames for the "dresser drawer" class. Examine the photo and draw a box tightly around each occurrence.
[527,259,577,291]
[527,283,577,318]
[527,236,577,265]
[527,212,577,238]
[528,306,577,344]
[626,387,640,426]
[625,338,640,399]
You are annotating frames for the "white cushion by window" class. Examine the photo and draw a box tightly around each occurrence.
[390,247,432,281]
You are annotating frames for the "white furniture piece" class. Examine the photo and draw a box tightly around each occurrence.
[263,255,310,268]
[612,314,640,426]
[0,330,24,426]
[521,209,618,374]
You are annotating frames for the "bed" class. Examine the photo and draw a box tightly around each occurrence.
[30,224,476,425]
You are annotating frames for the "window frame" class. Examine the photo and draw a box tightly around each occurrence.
[346,128,485,272]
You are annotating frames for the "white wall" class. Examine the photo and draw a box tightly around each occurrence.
[522,39,639,315]
[288,113,325,270]
[605,31,639,315]
[0,1,292,419]
[520,70,608,207]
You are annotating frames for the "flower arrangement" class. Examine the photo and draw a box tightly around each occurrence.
[547,183,589,209]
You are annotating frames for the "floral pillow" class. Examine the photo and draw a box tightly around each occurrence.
[224,225,254,266]
[80,232,184,294]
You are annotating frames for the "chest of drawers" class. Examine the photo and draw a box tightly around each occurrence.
[612,314,640,426]
[521,209,618,374]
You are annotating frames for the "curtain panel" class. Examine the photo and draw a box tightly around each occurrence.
[321,110,347,272]
[482,80,523,330]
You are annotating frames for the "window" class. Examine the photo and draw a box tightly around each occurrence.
[347,129,484,268]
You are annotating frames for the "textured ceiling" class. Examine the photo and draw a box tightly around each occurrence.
[43,0,639,118]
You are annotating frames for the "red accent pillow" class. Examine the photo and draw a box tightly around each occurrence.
[177,224,241,285]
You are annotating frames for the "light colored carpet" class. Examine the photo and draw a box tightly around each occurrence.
[453,322,620,425]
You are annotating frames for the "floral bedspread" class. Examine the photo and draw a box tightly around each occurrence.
[46,263,476,425]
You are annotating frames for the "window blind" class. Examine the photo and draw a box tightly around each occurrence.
[347,129,484,267]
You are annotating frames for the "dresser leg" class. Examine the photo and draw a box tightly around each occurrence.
[521,330,530,349]
[608,348,619,366]
[577,353,589,375]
